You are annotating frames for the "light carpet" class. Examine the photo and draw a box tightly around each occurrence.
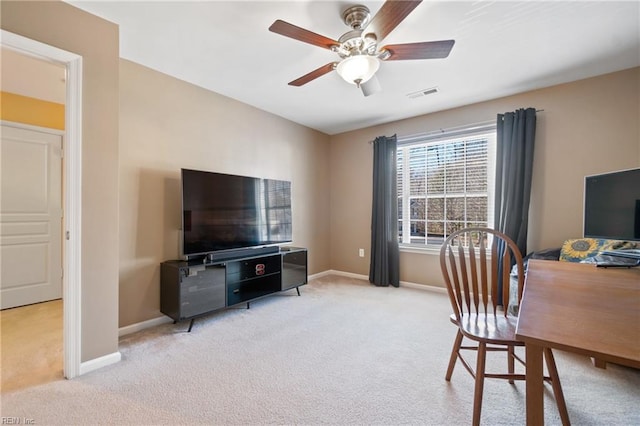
[1,275,639,425]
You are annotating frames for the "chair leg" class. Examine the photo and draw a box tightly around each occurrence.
[446,330,464,381]
[472,342,487,426]
[544,348,570,426]
[508,345,515,384]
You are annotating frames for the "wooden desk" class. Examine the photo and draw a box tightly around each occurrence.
[516,259,640,425]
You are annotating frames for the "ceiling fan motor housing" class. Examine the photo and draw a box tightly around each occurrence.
[342,5,370,30]
[337,5,378,58]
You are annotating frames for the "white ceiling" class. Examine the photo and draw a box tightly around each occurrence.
[65,1,639,135]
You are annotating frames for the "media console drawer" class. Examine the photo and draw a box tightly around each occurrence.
[282,250,308,291]
[180,266,225,319]
[161,262,226,321]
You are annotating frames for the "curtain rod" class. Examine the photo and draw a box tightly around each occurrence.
[368,109,544,144]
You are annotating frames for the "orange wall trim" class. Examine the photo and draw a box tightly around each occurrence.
[0,91,65,130]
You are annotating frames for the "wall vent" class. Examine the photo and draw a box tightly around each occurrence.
[406,87,439,99]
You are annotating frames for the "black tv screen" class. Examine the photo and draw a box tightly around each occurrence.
[584,168,640,241]
[181,169,292,257]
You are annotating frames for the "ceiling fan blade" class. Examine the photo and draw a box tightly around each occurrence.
[381,40,455,60]
[269,20,339,50]
[288,63,337,87]
[364,0,423,42]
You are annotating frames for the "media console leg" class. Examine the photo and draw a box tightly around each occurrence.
[296,287,301,296]
[187,318,195,332]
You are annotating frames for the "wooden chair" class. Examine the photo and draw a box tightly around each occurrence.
[440,227,570,426]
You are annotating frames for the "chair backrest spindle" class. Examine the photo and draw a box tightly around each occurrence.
[446,247,464,318]
[468,240,480,312]
[490,236,499,315]
[457,243,472,314]
[501,248,512,314]
[479,233,489,313]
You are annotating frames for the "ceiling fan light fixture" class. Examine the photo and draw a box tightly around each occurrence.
[336,55,380,87]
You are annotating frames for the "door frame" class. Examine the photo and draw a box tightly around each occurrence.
[1,29,83,379]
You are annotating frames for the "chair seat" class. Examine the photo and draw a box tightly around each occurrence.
[450,313,525,346]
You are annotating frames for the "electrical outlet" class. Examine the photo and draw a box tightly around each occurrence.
[359,248,365,257]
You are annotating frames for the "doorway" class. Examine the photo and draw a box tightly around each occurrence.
[0,120,65,389]
[1,29,83,379]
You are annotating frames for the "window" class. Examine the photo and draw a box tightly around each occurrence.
[397,124,496,247]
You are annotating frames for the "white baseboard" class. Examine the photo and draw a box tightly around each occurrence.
[307,270,334,280]
[79,351,121,376]
[119,315,173,337]
[400,280,447,294]
[314,269,447,294]
[317,269,369,281]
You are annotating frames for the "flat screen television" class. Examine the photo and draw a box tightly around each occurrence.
[583,167,640,241]
[181,168,292,258]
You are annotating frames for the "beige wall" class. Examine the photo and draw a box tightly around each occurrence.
[1,1,120,361]
[119,60,331,327]
[329,67,640,288]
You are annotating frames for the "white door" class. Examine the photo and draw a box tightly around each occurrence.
[1,124,63,309]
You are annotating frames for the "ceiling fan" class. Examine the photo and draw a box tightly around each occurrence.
[268,0,455,96]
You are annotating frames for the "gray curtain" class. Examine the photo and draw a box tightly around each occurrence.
[369,135,400,287]
[494,108,537,298]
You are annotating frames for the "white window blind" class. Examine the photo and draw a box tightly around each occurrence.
[397,123,496,247]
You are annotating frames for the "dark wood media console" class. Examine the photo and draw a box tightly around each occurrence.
[161,247,307,331]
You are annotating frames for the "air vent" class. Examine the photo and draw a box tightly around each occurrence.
[406,87,439,99]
